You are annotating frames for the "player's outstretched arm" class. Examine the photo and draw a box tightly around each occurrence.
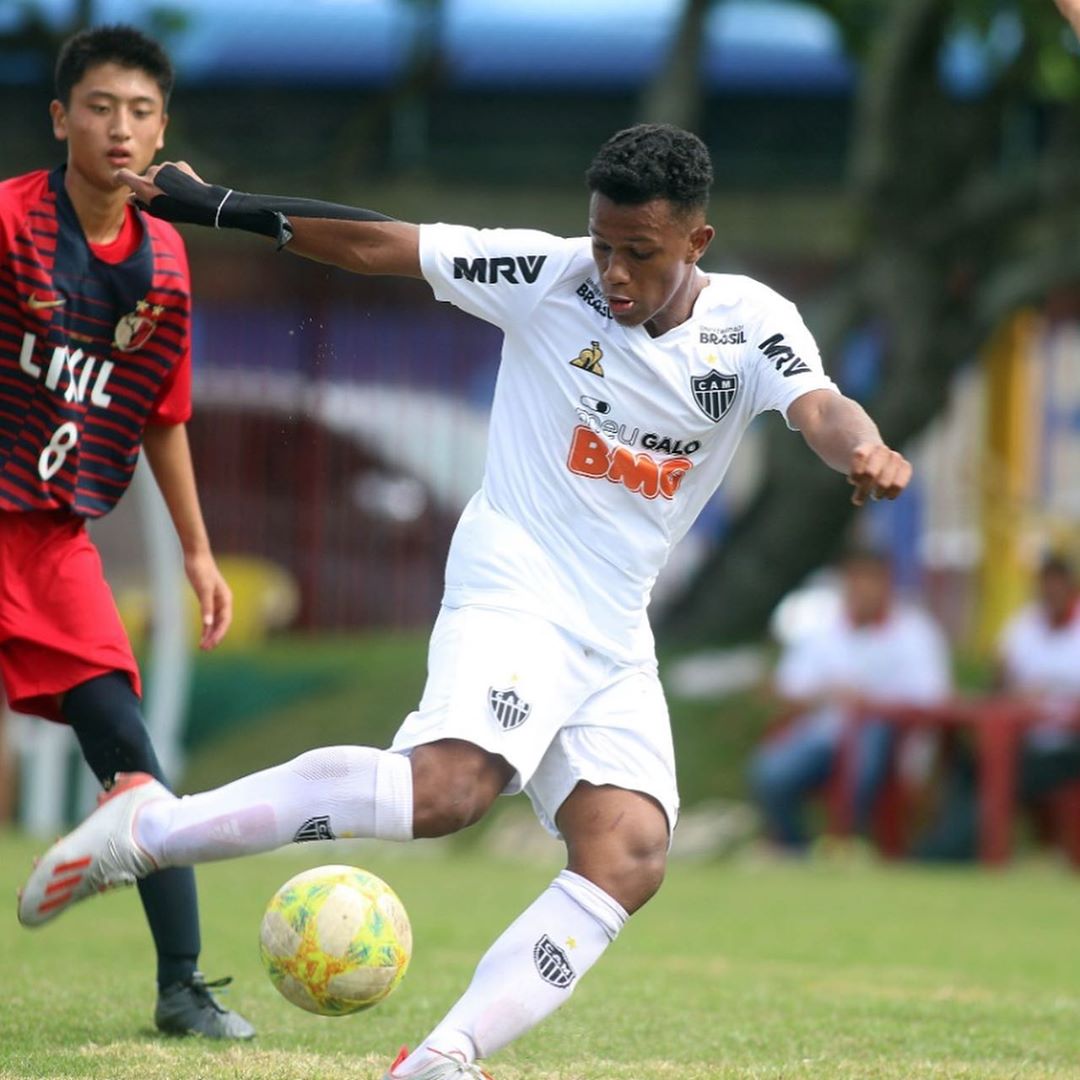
[117,163,422,278]
[786,389,912,506]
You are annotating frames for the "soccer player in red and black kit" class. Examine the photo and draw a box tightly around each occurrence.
[0,26,254,1038]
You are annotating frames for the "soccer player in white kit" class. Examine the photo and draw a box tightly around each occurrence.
[20,125,912,1078]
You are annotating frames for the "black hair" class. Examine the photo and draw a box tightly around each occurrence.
[839,545,892,572]
[1040,552,1075,580]
[585,123,713,214]
[55,24,174,107]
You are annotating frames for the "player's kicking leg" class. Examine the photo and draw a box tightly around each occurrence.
[17,739,509,926]
[384,783,668,1079]
[20,605,564,925]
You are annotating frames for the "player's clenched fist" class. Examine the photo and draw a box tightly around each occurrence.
[847,443,912,506]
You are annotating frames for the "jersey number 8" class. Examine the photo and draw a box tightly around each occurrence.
[39,422,78,481]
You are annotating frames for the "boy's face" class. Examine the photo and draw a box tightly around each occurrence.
[50,62,168,193]
[588,193,713,332]
[842,559,892,625]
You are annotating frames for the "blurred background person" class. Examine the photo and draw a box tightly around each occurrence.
[750,548,952,853]
[919,554,1080,861]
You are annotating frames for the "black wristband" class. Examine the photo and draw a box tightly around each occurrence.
[142,165,393,248]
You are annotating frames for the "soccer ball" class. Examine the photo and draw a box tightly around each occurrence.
[259,864,412,1016]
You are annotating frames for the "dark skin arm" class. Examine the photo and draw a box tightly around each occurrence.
[787,389,912,506]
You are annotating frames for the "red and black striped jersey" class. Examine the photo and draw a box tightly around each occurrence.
[0,166,192,518]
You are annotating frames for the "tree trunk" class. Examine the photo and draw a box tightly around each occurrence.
[639,0,712,129]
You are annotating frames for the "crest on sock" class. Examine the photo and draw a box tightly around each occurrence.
[533,934,576,988]
[293,815,335,843]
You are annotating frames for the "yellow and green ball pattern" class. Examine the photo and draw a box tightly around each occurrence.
[259,864,412,1016]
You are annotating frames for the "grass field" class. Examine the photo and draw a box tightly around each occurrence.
[2,832,1079,1080]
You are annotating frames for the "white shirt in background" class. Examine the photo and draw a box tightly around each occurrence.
[774,606,952,737]
[999,603,1080,748]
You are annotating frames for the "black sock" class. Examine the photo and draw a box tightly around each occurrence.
[63,672,201,991]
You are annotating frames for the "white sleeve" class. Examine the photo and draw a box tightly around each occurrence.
[418,223,581,330]
[774,635,832,699]
[748,296,839,430]
[900,615,953,703]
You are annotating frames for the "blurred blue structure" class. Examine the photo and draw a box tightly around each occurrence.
[0,0,1017,99]
[3,0,852,90]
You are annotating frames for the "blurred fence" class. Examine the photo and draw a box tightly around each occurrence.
[183,256,500,630]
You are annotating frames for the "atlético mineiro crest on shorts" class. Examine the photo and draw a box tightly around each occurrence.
[691,369,739,423]
[113,298,164,352]
[534,934,576,988]
[489,686,532,731]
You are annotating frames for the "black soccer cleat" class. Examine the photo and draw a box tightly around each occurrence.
[154,973,256,1040]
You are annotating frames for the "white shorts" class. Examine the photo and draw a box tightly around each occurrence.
[390,604,679,839]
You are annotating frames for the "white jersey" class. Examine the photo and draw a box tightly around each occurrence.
[419,223,838,663]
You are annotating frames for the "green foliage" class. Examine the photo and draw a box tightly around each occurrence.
[812,0,1080,100]
[179,634,428,794]
[808,0,891,56]
[3,833,1080,1078]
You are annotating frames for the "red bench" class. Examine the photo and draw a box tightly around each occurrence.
[829,700,1080,867]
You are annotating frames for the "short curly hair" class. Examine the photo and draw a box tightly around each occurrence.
[585,124,713,213]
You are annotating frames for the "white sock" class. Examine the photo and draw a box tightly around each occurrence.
[398,870,627,1072]
[135,746,413,865]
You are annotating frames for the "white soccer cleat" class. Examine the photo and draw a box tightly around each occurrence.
[18,771,167,927]
[384,1046,494,1079]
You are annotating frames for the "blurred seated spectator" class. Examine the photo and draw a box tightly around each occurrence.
[750,548,951,853]
[918,554,1080,860]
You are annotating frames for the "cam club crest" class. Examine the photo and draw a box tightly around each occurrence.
[293,815,335,843]
[533,934,576,988]
[488,686,532,731]
[113,299,164,352]
[691,369,739,423]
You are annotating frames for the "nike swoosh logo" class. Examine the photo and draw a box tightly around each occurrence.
[28,294,65,310]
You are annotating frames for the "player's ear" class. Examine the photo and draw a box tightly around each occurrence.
[50,99,68,142]
[687,223,714,264]
[156,111,169,153]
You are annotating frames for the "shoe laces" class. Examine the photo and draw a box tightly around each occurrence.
[185,973,233,1014]
[428,1048,493,1079]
